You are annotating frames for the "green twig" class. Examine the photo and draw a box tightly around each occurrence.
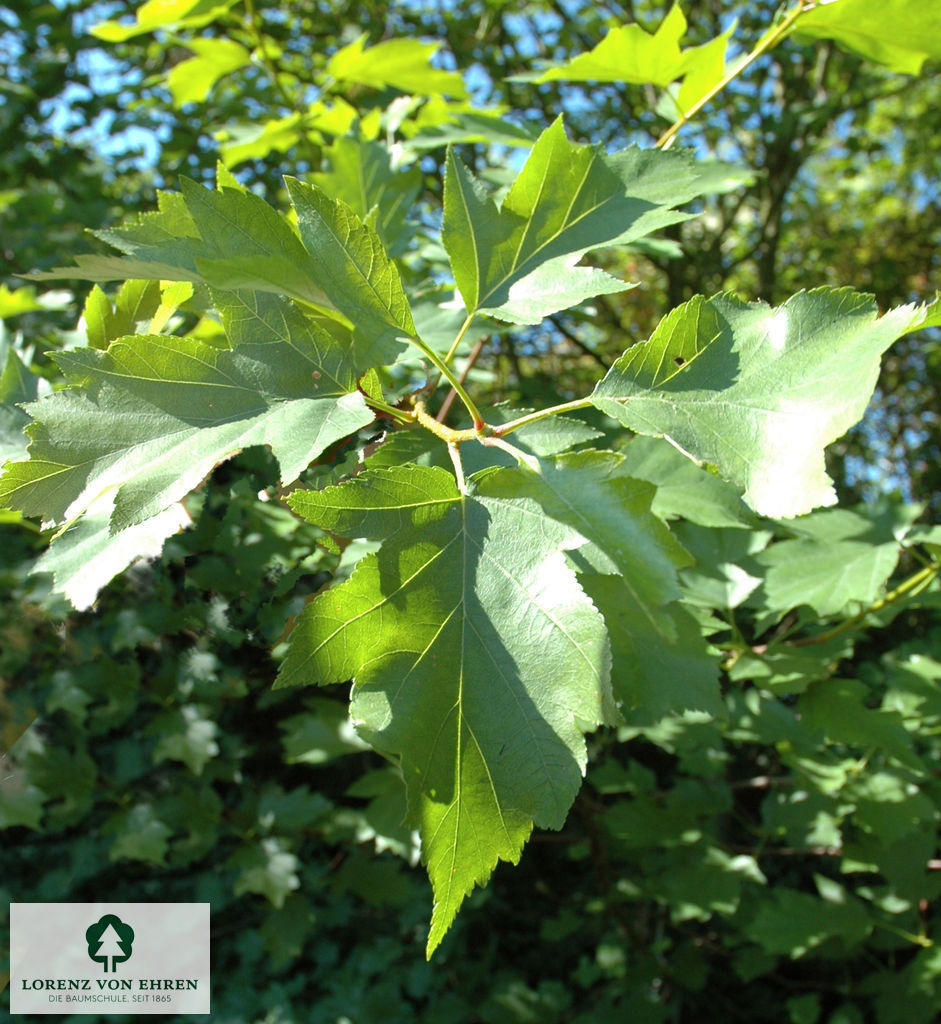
[479,435,539,470]
[442,313,476,368]
[656,0,810,150]
[792,561,940,647]
[243,0,298,112]
[412,400,486,445]
[873,918,933,949]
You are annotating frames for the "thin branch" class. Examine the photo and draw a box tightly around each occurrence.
[792,561,940,647]
[657,0,810,150]
[549,315,611,370]
[437,335,487,424]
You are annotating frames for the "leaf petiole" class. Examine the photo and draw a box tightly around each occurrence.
[447,442,467,492]
[360,390,414,426]
[491,398,595,437]
[442,313,476,368]
[479,435,539,470]
[410,335,487,429]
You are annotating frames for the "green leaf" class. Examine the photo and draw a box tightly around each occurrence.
[403,106,538,152]
[285,177,415,365]
[442,118,721,324]
[343,768,419,861]
[328,34,467,98]
[104,803,174,865]
[514,2,736,122]
[0,284,45,318]
[259,895,316,971]
[280,697,372,765]
[910,292,941,330]
[479,450,691,617]
[277,464,611,955]
[0,346,38,466]
[31,493,190,610]
[582,574,722,720]
[674,23,735,117]
[219,112,306,168]
[230,836,301,908]
[621,436,756,528]
[0,745,46,830]
[33,175,336,313]
[792,0,941,76]
[0,292,375,605]
[591,289,917,517]
[673,523,770,610]
[3,291,372,527]
[799,678,924,771]
[311,136,423,255]
[166,38,250,107]
[512,4,711,87]
[90,0,236,41]
[744,883,872,958]
[754,507,903,616]
[150,704,220,775]
[82,280,162,350]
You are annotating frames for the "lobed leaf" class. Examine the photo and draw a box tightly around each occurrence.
[0,291,376,605]
[755,507,905,617]
[311,136,423,256]
[278,464,612,955]
[285,177,415,365]
[442,118,733,324]
[512,0,733,118]
[32,176,334,312]
[591,289,918,518]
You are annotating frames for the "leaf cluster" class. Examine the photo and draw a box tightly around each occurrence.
[1,0,940,1012]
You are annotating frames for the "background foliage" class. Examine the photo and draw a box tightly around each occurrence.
[1,0,940,1020]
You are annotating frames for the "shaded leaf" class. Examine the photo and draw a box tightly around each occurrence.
[312,135,423,255]
[744,883,872,958]
[755,507,902,616]
[277,464,611,955]
[104,803,173,865]
[0,347,38,465]
[621,435,756,528]
[479,450,691,616]
[230,837,301,908]
[582,574,723,720]
[799,678,924,771]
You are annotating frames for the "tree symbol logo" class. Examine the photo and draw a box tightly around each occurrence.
[86,914,135,972]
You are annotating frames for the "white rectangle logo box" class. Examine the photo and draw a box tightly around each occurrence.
[10,903,210,1015]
